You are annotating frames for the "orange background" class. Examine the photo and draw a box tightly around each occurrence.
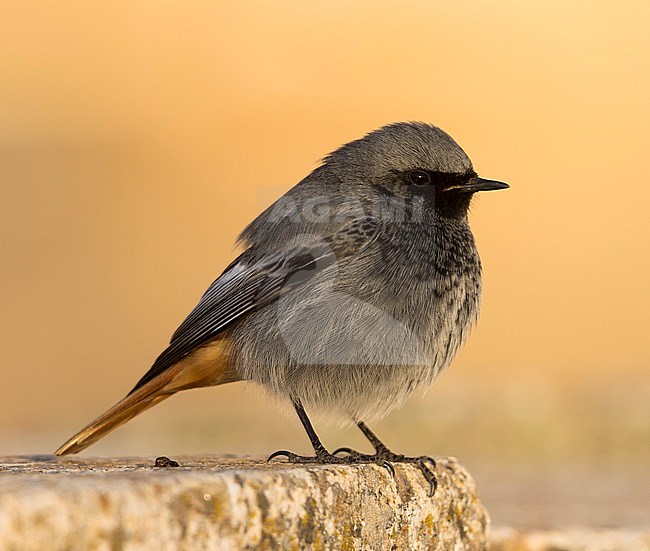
[1,1,649,526]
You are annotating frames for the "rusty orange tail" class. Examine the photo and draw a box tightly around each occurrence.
[54,339,236,455]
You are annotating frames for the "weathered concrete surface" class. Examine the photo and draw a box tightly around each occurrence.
[0,455,488,550]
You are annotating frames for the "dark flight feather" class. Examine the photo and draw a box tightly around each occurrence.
[129,248,325,393]
[127,218,377,395]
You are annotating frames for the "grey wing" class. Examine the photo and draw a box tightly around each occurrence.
[128,246,332,393]
[129,217,378,394]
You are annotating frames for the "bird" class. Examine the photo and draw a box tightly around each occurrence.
[54,122,508,495]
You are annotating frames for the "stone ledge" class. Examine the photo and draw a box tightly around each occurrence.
[0,455,488,550]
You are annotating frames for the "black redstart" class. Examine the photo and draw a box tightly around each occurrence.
[55,122,508,494]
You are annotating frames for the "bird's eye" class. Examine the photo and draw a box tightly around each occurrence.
[407,170,431,186]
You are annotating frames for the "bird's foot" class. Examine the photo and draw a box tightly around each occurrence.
[332,446,438,496]
[267,448,394,475]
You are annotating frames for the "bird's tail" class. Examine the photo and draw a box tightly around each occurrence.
[54,339,235,456]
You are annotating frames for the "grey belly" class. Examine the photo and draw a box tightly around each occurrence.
[230,273,480,422]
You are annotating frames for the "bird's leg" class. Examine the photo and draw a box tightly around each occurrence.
[268,401,353,464]
[268,402,394,474]
[333,421,438,495]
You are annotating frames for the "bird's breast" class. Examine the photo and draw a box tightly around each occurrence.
[361,220,483,369]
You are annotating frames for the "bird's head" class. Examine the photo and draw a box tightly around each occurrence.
[325,122,508,221]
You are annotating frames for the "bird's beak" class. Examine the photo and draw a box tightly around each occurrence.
[445,177,509,193]
[465,177,509,193]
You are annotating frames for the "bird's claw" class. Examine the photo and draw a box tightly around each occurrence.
[416,458,438,496]
[268,449,347,464]
[332,447,437,495]
[267,449,304,463]
[332,446,356,456]
[334,447,397,476]
[269,446,435,494]
[268,447,394,477]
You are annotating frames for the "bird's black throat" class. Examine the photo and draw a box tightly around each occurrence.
[431,188,473,220]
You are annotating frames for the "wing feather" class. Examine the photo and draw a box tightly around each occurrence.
[129,218,377,394]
